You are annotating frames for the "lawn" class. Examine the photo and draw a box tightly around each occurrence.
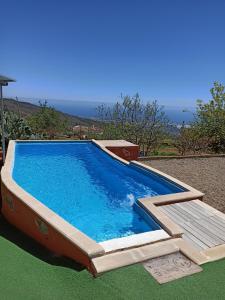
[0,217,224,300]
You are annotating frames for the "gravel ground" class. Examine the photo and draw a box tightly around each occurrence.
[143,157,225,213]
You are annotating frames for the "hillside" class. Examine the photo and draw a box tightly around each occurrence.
[3,98,101,127]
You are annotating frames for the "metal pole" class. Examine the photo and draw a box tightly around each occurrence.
[0,84,5,164]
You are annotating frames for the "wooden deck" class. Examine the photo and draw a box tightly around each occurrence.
[160,200,225,251]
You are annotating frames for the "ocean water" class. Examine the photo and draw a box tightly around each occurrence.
[13,142,185,242]
[23,98,195,124]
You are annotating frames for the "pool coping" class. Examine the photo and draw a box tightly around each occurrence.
[1,139,204,261]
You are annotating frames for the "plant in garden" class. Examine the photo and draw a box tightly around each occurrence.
[196,82,225,153]
[0,111,32,143]
[28,101,68,139]
[174,123,209,155]
[97,94,168,155]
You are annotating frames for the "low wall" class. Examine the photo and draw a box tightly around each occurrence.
[3,180,105,273]
[138,153,225,161]
[0,153,2,209]
[93,140,139,161]
[1,182,100,272]
[106,146,139,161]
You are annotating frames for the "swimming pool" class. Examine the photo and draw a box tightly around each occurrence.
[12,141,185,242]
[2,140,204,274]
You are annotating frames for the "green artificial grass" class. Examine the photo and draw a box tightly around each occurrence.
[0,217,224,300]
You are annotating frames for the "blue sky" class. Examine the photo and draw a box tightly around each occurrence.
[1,0,225,107]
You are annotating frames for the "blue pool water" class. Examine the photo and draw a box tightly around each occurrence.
[13,142,185,242]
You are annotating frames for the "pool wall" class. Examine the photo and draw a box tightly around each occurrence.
[1,140,204,275]
[96,140,139,161]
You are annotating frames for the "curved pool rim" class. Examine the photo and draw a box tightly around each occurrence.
[1,140,204,274]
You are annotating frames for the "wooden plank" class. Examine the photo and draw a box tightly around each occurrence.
[182,234,204,251]
[182,230,208,251]
[206,216,225,231]
[162,205,214,249]
[181,202,210,219]
[165,205,190,223]
[182,234,200,250]
[182,223,213,247]
[186,202,225,230]
[192,219,225,242]
[190,220,224,245]
[174,203,201,220]
[181,222,217,247]
[160,206,186,225]
[192,199,221,214]
[161,206,187,225]
[175,203,225,243]
[190,201,215,217]
[161,201,225,250]
[185,201,213,217]
[161,207,209,249]
[177,203,225,242]
[209,216,225,230]
[168,203,225,234]
[209,215,225,227]
[171,204,197,222]
[213,215,225,226]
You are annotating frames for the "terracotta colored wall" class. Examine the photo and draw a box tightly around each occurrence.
[0,153,2,209]
[106,146,139,161]
[1,183,95,273]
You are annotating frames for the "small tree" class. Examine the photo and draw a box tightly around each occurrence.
[196,82,225,153]
[28,101,68,139]
[174,123,209,155]
[141,102,168,155]
[97,94,168,155]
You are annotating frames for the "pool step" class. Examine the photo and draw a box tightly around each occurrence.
[91,239,179,275]
[99,230,170,253]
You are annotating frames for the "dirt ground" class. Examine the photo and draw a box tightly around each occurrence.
[143,157,225,213]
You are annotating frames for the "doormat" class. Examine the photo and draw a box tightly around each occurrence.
[142,252,202,284]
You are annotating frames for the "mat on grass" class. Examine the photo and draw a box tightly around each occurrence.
[142,251,202,284]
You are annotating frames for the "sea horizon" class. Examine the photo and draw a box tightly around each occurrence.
[16,97,195,124]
